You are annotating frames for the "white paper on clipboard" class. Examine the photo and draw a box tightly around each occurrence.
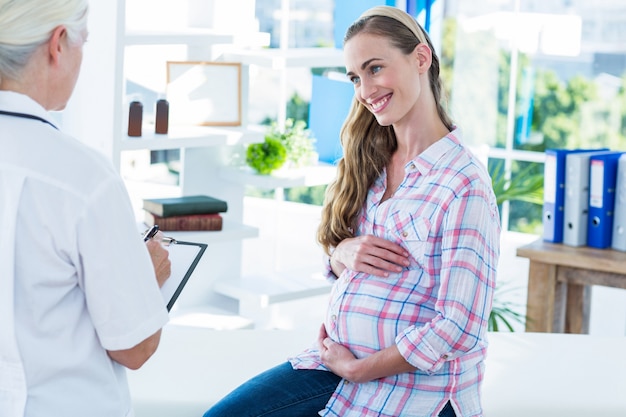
[160,240,207,311]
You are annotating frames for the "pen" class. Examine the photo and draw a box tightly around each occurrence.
[143,224,159,242]
[161,236,177,245]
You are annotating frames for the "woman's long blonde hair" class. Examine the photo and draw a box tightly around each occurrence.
[317,6,454,255]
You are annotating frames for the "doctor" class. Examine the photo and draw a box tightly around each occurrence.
[0,1,171,416]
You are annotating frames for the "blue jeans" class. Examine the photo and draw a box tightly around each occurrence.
[203,362,341,417]
[203,361,457,417]
[439,400,457,417]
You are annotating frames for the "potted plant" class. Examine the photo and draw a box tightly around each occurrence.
[245,136,287,175]
[246,119,318,175]
[488,160,544,331]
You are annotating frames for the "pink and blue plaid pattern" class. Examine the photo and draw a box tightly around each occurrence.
[291,129,501,417]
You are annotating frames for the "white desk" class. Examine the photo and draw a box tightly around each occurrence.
[128,326,626,417]
[481,332,626,416]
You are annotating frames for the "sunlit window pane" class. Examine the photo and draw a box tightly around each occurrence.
[443,0,626,232]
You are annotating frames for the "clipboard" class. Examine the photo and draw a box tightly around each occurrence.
[160,240,207,311]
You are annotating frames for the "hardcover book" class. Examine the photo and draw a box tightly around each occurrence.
[143,195,228,217]
[145,211,223,231]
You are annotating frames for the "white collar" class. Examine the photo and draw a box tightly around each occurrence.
[0,90,56,128]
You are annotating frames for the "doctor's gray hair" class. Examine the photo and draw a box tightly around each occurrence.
[0,0,88,81]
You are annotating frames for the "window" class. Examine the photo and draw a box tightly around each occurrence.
[440,0,626,233]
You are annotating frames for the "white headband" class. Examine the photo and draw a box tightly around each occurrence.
[358,6,427,45]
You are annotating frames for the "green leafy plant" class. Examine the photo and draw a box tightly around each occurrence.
[265,119,317,168]
[490,160,544,206]
[488,284,527,331]
[487,160,543,331]
[246,137,287,175]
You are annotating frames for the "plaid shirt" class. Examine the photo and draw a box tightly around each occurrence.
[290,129,501,417]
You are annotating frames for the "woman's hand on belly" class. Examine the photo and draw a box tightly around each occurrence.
[318,323,362,382]
[318,323,418,383]
[332,235,410,278]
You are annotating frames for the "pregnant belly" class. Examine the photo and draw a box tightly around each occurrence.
[325,274,435,357]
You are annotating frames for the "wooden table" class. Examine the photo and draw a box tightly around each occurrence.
[517,239,626,333]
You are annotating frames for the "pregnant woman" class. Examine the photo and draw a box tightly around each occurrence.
[203,6,501,417]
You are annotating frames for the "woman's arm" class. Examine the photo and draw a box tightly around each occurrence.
[107,330,162,370]
[396,186,500,373]
[107,235,171,369]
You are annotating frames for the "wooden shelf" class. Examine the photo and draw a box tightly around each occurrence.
[119,125,265,151]
[220,47,345,69]
[214,270,331,306]
[220,162,336,189]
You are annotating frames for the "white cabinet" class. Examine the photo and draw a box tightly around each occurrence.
[208,47,345,327]
[72,0,274,328]
[221,47,345,69]
[217,46,345,193]
[69,0,344,329]
[219,162,337,189]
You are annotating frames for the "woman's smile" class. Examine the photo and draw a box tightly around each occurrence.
[369,93,392,113]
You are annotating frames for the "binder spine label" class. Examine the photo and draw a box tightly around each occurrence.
[544,154,557,204]
[590,160,605,208]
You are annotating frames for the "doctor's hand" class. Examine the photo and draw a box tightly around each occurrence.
[146,231,171,287]
[331,235,410,278]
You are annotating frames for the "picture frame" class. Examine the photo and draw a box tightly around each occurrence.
[166,61,242,127]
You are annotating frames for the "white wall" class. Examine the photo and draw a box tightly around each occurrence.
[62,0,118,159]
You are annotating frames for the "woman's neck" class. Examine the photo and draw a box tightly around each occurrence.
[392,118,450,161]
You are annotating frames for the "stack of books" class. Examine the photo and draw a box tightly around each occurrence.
[143,195,228,231]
